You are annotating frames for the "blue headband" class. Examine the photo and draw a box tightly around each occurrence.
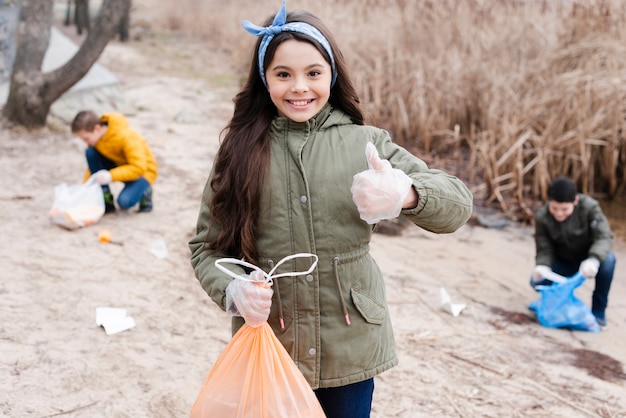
[242,0,337,88]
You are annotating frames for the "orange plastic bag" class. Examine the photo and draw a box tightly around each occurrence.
[190,322,326,417]
[190,253,325,418]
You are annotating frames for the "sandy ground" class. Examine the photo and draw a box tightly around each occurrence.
[1,24,626,418]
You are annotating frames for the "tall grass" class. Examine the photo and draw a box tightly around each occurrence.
[143,0,626,221]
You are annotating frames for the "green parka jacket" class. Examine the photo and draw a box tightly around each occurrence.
[189,104,473,389]
[534,194,613,266]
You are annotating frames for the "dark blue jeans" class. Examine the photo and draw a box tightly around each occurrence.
[315,378,374,418]
[85,147,150,209]
[532,252,616,316]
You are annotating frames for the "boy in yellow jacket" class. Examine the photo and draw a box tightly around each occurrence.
[71,110,158,213]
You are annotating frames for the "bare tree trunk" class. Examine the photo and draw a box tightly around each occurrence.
[64,0,72,26]
[2,0,131,129]
[118,0,130,42]
[2,0,53,127]
[74,0,90,35]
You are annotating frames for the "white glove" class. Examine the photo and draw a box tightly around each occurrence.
[580,257,600,278]
[532,265,552,282]
[225,271,273,328]
[94,169,112,185]
[351,142,413,224]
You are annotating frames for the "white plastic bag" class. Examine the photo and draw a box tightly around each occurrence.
[49,176,105,230]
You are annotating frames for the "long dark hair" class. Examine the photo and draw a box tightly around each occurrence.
[208,10,363,264]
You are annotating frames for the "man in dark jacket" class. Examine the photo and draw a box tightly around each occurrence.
[531,177,616,327]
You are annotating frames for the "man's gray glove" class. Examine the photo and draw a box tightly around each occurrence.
[532,265,552,282]
[580,258,600,278]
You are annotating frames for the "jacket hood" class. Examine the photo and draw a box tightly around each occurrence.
[101,113,130,129]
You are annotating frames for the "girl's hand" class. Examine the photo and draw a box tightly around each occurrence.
[351,142,413,224]
[225,271,273,327]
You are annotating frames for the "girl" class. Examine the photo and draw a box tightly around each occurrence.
[189,1,473,416]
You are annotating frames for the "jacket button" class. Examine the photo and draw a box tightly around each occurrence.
[308,347,316,355]
[300,195,307,203]
[306,274,313,282]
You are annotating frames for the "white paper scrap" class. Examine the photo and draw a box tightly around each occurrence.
[96,307,136,335]
[440,287,467,317]
[150,238,168,259]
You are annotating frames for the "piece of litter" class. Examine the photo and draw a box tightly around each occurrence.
[440,287,467,317]
[150,238,168,259]
[96,307,136,335]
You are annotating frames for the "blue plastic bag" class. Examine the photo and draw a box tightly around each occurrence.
[528,272,600,333]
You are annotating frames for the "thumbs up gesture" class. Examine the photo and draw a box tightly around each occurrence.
[350,142,413,224]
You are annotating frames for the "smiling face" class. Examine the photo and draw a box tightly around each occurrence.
[548,196,578,222]
[266,39,332,122]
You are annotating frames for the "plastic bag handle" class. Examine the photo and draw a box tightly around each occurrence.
[534,271,583,290]
[85,173,99,186]
[540,270,568,284]
[214,253,319,286]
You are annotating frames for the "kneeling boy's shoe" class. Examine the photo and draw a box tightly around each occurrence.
[138,187,153,213]
[103,191,116,214]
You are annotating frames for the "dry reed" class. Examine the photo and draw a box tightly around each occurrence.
[144,0,626,221]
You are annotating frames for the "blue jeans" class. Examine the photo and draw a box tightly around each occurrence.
[531,252,616,316]
[85,147,150,209]
[315,378,374,418]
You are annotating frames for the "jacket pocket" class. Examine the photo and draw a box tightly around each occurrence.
[350,287,386,324]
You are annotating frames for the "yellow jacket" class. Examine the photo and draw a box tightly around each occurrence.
[83,113,158,184]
